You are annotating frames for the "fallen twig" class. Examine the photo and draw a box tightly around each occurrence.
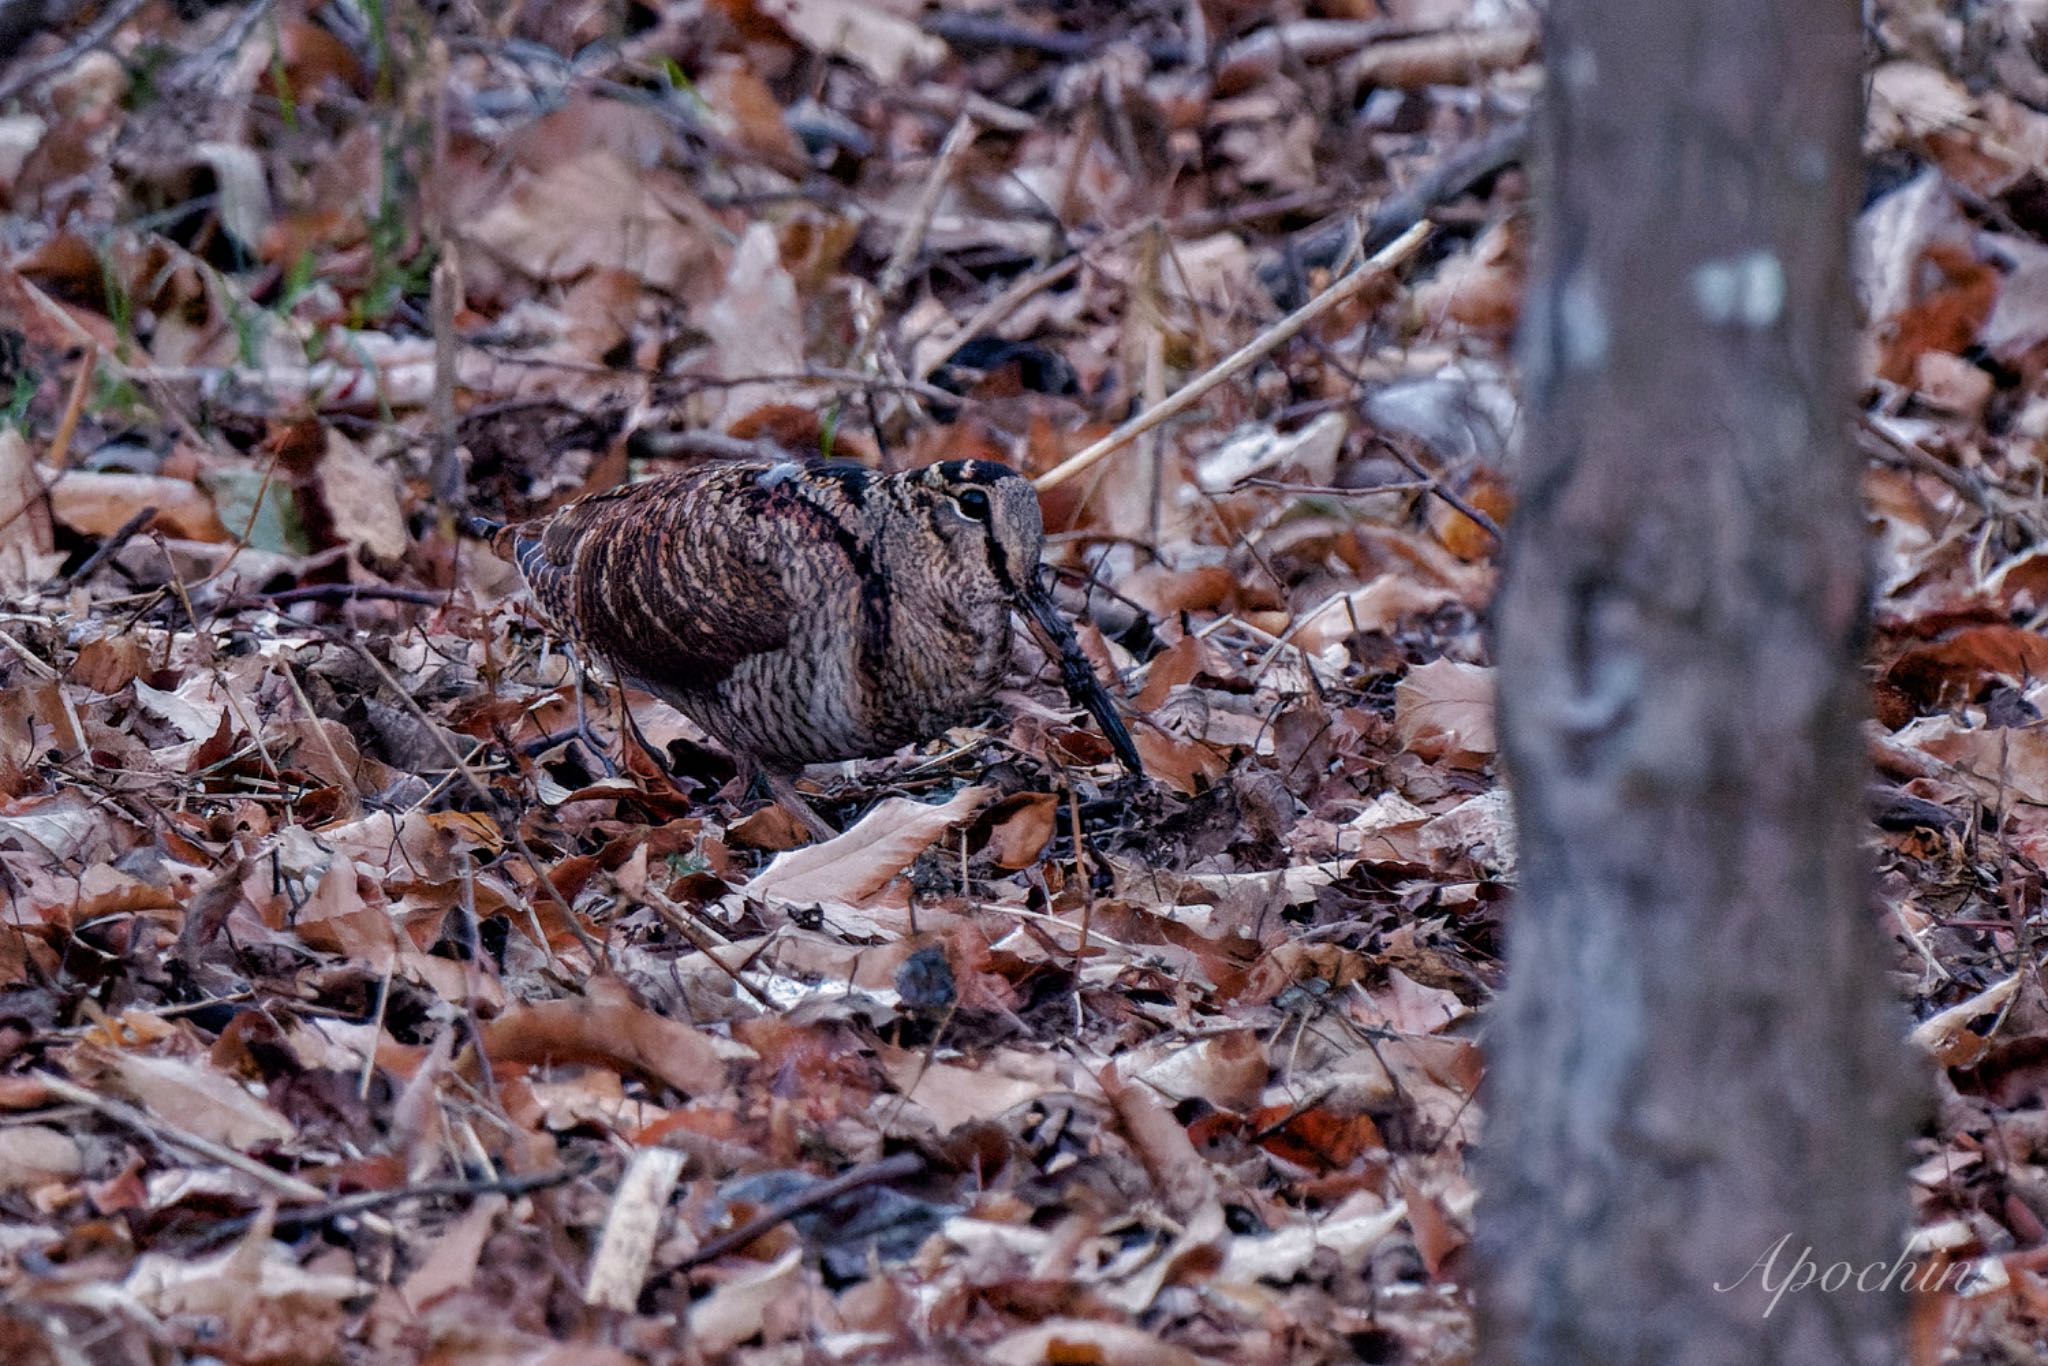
[1266,118,1528,301]
[878,115,978,299]
[56,502,156,586]
[203,1162,588,1242]
[258,583,449,607]
[1377,436,1504,543]
[677,1151,927,1271]
[1034,221,1432,494]
[35,1071,394,1236]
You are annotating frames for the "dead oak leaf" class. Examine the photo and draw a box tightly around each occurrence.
[477,977,724,1098]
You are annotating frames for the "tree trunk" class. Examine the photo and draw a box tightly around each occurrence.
[1477,2,1923,1363]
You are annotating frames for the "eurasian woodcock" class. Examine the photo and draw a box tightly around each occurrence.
[465,458,1142,832]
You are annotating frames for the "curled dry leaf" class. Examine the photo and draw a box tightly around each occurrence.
[986,1319,1212,1366]
[1910,971,2019,1069]
[1398,1172,1472,1279]
[1217,1192,1408,1286]
[1343,25,1536,88]
[478,976,725,1098]
[1133,1030,1267,1114]
[1098,1058,1217,1222]
[1885,625,2048,707]
[982,791,1060,869]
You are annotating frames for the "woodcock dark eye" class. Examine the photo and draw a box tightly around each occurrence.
[955,487,992,521]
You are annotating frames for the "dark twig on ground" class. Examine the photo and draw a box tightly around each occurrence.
[677,1152,928,1271]
[0,0,151,104]
[58,504,157,586]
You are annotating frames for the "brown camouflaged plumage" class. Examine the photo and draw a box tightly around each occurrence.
[469,458,1141,782]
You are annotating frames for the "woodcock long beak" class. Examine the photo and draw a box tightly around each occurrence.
[1020,584,1145,777]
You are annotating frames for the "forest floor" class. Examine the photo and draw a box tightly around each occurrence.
[1,1,2046,1362]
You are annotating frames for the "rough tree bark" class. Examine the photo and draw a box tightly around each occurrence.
[1477,1,1923,1363]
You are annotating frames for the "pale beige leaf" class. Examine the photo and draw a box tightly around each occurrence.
[758,0,944,83]
[702,222,809,426]
[1133,1031,1267,1113]
[584,1147,684,1310]
[988,1319,1213,1366]
[0,430,54,592]
[688,1247,802,1354]
[0,1126,83,1189]
[134,676,228,744]
[1195,411,1347,492]
[0,791,104,863]
[317,430,409,561]
[878,1046,1068,1130]
[1355,967,1472,1035]
[102,1051,294,1150]
[43,469,228,541]
[1909,971,2018,1068]
[1293,575,1458,655]
[1218,1193,1408,1285]
[744,785,994,908]
[468,151,714,290]
[129,1216,372,1316]
[1419,787,1517,875]
[402,1195,506,1311]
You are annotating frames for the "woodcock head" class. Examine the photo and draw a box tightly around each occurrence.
[848,458,1144,776]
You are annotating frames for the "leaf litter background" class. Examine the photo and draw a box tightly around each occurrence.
[0,0,2045,1361]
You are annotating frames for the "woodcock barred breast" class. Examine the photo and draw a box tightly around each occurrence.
[466,458,1142,831]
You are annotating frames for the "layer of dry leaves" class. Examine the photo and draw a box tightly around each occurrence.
[1,0,2046,1362]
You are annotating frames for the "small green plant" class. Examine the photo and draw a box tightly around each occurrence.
[121,43,176,111]
[665,850,711,879]
[226,296,262,369]
[89,368,148,429]
[2,369,36,433]
[280,248,318,312]
[267,9,299,131]
[363,0,394,102]
[819,402,841,460]
[351,122,434,327]
[96,250,135,360]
